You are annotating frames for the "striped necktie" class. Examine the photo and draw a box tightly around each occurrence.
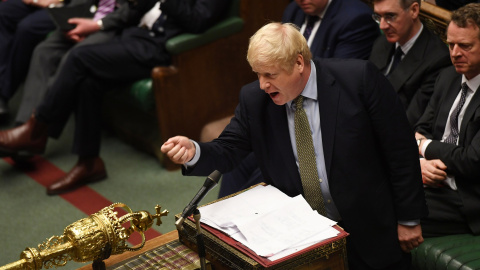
[294,96,327,216]
[444,82,469,145]
[93,0,115,21]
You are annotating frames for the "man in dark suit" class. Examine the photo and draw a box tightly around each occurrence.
[12,0,141,125]
[369,0,451,127]
[0,0,57,120]
[219,0,380,198]
[282,0,379,60]
[415,3,480,237]
[162,22,428,269]
[0,0,231,195]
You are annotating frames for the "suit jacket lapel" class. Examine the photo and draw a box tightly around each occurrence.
[292,9,306,28]
[310,0,339,57]
[460,86,480,143]
[315,60,339,178]
[371,38,394,72]
[389,28,429,92]
[265,100,303,191]
[435,75,463,138]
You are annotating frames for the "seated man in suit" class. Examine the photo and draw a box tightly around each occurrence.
[219,0,381,197]
[0,0,231,195]
[369,0,451,127]
[11,0,142,126]
[162,22,427,270]
[415,3,480,237]
[282,0,379,59]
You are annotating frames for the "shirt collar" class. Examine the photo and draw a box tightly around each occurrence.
[396,23,423,55]
[288,60,317,108]
[462,73,480,94]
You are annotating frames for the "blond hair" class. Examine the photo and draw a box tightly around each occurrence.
[247,22,312,73]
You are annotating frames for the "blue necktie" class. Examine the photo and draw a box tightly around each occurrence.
[151,13,166,35]
[303,16,319,41]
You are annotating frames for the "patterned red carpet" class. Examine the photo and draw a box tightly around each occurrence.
[2,156,161,246]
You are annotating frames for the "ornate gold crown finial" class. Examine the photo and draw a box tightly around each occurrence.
[0,203,168,270]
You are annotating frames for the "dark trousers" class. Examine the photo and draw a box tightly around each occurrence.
[421,187,472,237]
[0,0,55,100]
[35,29,170,156]
[346,243,412,270]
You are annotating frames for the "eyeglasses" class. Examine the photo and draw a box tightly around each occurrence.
[372,4,412,25]
[371,13,399,25]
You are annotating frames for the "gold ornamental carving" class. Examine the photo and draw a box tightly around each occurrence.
[0,203,168,270]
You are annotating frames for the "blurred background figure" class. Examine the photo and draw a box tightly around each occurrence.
[0,0,60,121]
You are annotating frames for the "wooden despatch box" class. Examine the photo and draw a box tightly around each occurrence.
[175,184,349,270]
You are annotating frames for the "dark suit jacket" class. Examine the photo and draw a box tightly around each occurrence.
[120,0,230,64]
[282,0,379,59]
[415,66,480,234]
[66,0,137,31]
[369,27,451,126]
[188,59,428,268]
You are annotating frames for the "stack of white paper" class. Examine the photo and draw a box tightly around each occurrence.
[199,185,339,261]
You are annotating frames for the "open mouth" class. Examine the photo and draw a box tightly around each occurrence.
[269,92,279,98]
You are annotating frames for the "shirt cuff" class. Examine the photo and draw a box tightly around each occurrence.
[398,220,420,226]
[421,139,432,157]
[184,140,201,168]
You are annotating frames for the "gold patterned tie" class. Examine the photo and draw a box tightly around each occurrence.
[294,96,327,216]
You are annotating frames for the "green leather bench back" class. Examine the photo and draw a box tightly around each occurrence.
[412,234,480,270]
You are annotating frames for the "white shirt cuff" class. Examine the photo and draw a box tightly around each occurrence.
[184,140,201,168]
[398,219,420,226]
[421,139,432,157]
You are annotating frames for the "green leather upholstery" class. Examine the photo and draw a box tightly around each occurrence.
[166,17,243,55]
[412,234,480,270]
[126,0,243,111]
[129,78,154,111]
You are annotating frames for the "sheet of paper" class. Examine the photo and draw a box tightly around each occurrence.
[200,185,291,228]
[235,195,338,257]
[199,185,339,260]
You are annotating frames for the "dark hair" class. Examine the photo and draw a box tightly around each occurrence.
[400,0,420,9]
[371,0,421,9]
[451,3,480,29]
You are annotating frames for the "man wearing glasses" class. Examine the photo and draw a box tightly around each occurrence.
[369,0,451,126]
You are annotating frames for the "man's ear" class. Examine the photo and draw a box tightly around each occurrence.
[410,2,420,20]
[296,54,305,73]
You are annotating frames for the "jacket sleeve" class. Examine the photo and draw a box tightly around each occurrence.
[361,61,427,220]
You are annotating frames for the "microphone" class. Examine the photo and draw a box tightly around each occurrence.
[175,170,222,231]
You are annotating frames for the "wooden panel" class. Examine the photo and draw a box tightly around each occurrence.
[420,2,451,43]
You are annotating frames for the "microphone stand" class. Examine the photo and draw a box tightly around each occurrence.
[193,208,207,270]
[175,170,222,270]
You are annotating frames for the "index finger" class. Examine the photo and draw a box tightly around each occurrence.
[160,142,174,153]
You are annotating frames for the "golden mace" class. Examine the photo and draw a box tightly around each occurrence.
[0,202,168,270]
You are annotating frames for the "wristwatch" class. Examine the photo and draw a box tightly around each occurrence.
[96,19,104,30]
[416,137,425,146]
